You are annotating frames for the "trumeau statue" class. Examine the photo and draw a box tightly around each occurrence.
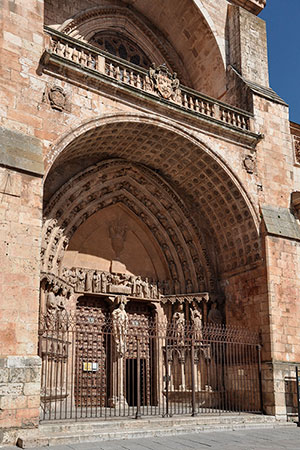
[112,301,128,357]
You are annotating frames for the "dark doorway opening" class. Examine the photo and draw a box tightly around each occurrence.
[126,358,147,406]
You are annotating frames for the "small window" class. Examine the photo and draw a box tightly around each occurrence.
[90,31,151,69]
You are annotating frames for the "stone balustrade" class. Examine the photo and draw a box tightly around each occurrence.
[43,27,253,134]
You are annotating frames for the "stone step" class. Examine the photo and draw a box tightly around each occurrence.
[16,414,294,448]
[16,416,284,448]
[37,413,277,434]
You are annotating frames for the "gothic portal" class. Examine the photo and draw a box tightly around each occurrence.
[1,0,300,444]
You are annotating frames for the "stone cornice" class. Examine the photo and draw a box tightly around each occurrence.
[230,0,266,15]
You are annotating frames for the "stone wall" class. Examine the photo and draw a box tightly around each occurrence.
[0,0,44,443]
[0,357,41,445]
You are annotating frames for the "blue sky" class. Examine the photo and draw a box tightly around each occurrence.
[260,0,300,124]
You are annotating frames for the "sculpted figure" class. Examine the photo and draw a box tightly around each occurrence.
[112,302,128,357]
[172,304,185,346]
[92,271,101,293]
[57,287,68,331]
[173,278,181,294]
[130,276,136,295]
[208,302,223,325]
[135,276,142,297]
[101,272,107,292]
[164,279,171,295]
[85,270,93,292]
[68,268,77,287]
[186,279,193,294]
[142,277,150,298]
[149,279,155,299]
[45,289,58,329]
[76,269,85,292]
[190,305,203,341]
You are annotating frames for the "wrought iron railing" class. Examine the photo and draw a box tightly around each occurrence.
[39,310,262,421]
[43,27,254,133]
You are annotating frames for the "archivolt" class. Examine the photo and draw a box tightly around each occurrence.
[42,159,213,294]
[44,113,261,275]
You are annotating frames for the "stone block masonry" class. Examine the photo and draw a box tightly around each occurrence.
[0,356,41,445]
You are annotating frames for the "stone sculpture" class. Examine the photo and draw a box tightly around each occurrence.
[112,302,128,357]
[172,304,185,346]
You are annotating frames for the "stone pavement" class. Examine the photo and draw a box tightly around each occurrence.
[5,426,300,450]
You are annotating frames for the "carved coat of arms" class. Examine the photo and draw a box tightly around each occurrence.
[148,63,181,103]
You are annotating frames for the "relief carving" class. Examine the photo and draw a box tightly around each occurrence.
[295,138,300,164]
[243,155,256,174]
[149,63,181,103]
[109,219,127,259]
[43,85,69,112]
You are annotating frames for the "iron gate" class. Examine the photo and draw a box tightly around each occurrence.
[39,309,262,421]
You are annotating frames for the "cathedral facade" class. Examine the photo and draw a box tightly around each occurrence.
[1,0,300,444]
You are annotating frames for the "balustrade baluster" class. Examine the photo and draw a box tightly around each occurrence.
[123,68,128,84]
[57,40,64,57]
[195,99,200,112]
[72,48,79,63]
[80,51,87,67]
[115,66,121,81]
[65,44,71,60]
[130,71,135,86]
[183,94,188,108]
[189,96,194,110]
[109,63,114,78]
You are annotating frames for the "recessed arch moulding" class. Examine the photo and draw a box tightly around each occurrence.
[45,0,228,100]
[42,119,262,326]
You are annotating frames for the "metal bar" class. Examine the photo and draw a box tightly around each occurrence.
[135,337,141,419]
[257,344,263,413]
[190,338,197,417]
[163,346,171,417]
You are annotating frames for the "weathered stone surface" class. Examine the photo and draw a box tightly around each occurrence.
[261,206,300,240]
[0,128,43,176]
